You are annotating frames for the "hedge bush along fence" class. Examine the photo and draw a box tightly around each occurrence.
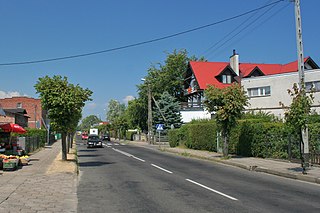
[168,120,320,160]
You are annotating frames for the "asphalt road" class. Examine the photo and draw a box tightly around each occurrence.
[77,139,320,213]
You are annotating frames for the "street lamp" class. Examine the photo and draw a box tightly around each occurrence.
[141,78,153,144]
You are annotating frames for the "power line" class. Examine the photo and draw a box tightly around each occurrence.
[0,0,284,66]
[205,0,280,58]
[201,0,275,56]
[209,2,290,59]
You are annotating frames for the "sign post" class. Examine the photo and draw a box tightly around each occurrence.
[156,124,164,144]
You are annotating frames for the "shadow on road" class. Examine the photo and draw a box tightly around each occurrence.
[78,149,98,152]
[79,161,115,167]
[78,154,101,158]
[287,167,303,172]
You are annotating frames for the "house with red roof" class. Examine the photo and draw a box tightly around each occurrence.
[182,51,320,121]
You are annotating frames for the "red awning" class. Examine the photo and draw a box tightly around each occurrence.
[0,123,27,134]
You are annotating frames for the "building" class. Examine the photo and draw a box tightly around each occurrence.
[0,108,29,128]
[182,51,319,121]
[242,68,320,118]
[0,97,47,128]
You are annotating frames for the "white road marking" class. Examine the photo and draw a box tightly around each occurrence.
[132,156,145,162]
[112,148,145,162]
[112,148,132,157]
[185,179,238,201]
[151,164,173,174]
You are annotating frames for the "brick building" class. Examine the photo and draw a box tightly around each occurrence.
[0,97,47,128]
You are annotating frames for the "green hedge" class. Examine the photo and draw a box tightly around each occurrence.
[168,120,217,151]
[125,131,136,141]
[169,119,320,160]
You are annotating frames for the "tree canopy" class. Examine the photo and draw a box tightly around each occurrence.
[153,91,182,131]
[204,83,248,156]
[34,75,92,160]
[78,115,101,131]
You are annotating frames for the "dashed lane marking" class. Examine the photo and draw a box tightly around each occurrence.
[151,164,173,174]
[186,179,238,201]
[112,148,146,162]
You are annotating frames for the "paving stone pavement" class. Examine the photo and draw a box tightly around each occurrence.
[0,141,77,213]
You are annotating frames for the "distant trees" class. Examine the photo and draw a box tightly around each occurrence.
[78,115,101,131]
[34,75,92,160]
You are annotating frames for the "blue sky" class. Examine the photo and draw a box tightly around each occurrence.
[0,0,319,120]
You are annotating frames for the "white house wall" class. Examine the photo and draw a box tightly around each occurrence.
[242,69,320,118]
[180,110,211,123]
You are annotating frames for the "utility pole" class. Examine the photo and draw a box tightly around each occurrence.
[147,83,153,144]
[294,0,305,86]
[141,78,153,144]
[292,0,309,173]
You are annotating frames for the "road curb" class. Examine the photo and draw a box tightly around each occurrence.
[154,147,320,185]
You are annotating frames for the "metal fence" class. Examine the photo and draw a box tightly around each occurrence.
[24,136,44,153]
[258,133,320,166]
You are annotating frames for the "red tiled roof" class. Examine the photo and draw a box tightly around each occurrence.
[190,61,230,89]
[190,57,312,90]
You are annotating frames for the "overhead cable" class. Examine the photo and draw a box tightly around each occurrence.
[0,0,284,66]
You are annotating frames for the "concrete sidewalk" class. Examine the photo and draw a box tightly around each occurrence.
[124,140,320,185]
[0,141,77,213]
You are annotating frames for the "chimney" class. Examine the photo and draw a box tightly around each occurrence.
[230,49,239,76]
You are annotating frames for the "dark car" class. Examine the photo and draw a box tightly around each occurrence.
[102,134,110,141]
[87,135,103,148]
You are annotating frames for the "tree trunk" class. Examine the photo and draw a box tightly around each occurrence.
[70,133,74,149]
[61,132,67,160]
[223,129,229,157]
[67,133,70,153]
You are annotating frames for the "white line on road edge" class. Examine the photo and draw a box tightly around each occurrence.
[151,164,173,174]
[185,179,238,201]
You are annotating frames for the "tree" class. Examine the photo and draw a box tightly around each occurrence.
[137,49,206,102]
[153,91,182,131]
[106,99,126,124]
[281,83,314,173]
[106,99,128,139]
[79,115,101,131]
[34,75,92,160]
[126,98,147,131]
[136,49,205,133]
[204,83,248,157]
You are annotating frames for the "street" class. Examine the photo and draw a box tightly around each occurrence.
[77,138,320,213]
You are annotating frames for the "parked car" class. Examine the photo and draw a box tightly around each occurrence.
[87,134,103,148]
[102,134,110,141]
[81,133,88,140]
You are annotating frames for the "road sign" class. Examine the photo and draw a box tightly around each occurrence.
[156,124,164,131]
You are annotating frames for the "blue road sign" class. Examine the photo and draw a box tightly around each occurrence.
[156,124,164,131]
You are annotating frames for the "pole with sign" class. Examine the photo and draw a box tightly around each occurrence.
[156,124,164,143]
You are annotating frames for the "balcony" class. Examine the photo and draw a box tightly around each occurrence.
[180,102,204,111]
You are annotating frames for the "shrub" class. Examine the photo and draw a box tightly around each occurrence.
[125,131,136,141]
[168,129,180,147]
[186,122,217,151]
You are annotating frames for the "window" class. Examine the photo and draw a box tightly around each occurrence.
[16,103,22,108]
[248,86,271,97]
[222,75,232,84]
[306,81,320,92]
